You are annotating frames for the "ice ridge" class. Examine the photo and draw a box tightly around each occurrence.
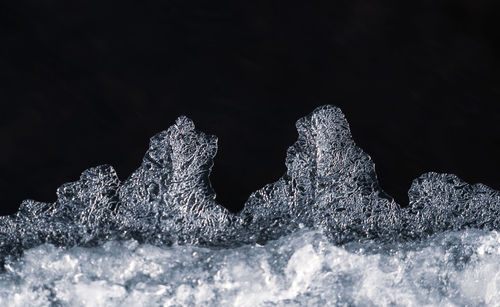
[1,105,499,258]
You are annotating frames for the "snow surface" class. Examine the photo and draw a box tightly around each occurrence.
[2,229,500,306]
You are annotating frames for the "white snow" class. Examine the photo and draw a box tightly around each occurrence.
[1,229,500,306]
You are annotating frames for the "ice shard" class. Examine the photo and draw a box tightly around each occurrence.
[239,105,402,243]
[115,116,237,245]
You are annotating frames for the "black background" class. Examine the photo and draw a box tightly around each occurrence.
[1,0,499,215]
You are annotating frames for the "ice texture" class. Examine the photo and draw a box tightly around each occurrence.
[1,105,500,258]
[239,105,402,243]
[407,172,500,236]
[115,116,236,245]
[2,229,500,306]
[0,165,120,259]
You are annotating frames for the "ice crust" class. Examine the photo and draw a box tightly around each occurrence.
[1,105,500,257]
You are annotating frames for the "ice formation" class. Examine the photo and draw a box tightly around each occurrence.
[2,104,500,305]
[1,105,500,256]
[115,116,236,246]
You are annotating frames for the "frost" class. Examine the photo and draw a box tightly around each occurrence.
[1,105,500,258]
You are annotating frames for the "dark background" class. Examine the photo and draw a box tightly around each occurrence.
[1,0,499,215]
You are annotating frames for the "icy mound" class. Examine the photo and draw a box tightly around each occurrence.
[0,165,120,258]
[407,172,500,236]
[115,116,237,245]
[1,105,500,257]
[2,229,500,306]
[239,106,401,243]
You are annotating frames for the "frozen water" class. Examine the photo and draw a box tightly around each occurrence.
[2,105,498,252]
[2,229,500,306]
[115,116,237,246]
[1,105,500,305]
[239,105,402,243]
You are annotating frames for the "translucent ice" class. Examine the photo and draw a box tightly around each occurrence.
[1,105,500,256]
[239,105,402,243]
[0,165,120,258]
[2,104,500,306]
[115,116,236,245]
